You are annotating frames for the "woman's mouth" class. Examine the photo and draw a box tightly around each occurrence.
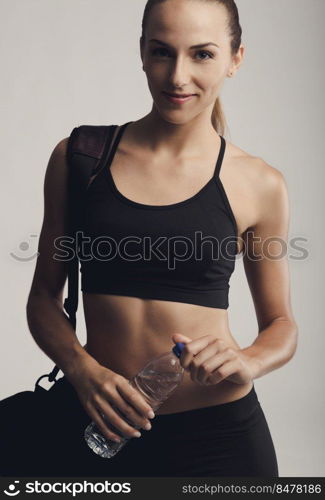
[162,91,196,104]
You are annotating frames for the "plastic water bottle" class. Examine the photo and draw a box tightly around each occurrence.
[84,342,185,458]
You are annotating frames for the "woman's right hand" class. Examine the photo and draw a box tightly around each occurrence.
[66,357,155,443]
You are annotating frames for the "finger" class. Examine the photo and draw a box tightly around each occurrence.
[86,404,123,443]
[116,380,155,419]
[181,335,223,370]
[188,342,220,382]
[197,349,237,384]
[208,359,240,385]
[94,397,143,439]
[172,333,192,342]
[112,391,152,431]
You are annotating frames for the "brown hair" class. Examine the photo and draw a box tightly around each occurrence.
[141,0,242,136]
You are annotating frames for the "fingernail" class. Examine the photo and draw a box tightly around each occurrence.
[133,431,141,438]
[144,422,152,430]
[148,410,155,419]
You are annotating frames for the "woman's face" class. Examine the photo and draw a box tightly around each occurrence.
[141,0,238,123]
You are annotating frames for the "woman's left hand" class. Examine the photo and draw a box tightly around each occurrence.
[172,333,257,386]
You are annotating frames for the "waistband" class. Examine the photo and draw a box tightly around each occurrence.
[153,384,259,429]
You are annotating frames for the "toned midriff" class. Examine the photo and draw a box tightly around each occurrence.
[83,293,253,415]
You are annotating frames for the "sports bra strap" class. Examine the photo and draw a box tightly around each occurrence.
[104,122,130,170]
[213,135,226,178]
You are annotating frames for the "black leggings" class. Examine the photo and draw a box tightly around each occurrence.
[3,377,279,477]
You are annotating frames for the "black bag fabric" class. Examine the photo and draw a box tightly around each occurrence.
[0,124,119,476]
[0,376,97,476]
[0,376,60,476]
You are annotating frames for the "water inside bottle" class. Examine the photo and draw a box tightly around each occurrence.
[132,371,183,406]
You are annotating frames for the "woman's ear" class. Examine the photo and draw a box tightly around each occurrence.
[229,44,245,77]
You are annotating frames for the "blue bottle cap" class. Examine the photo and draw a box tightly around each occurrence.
[172,342,185,358]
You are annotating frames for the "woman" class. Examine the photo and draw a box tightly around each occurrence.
[25,0,298,477]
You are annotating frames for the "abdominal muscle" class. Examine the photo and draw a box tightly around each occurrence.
[82,293,253,415]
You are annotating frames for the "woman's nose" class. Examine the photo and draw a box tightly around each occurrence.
[168,57,190,87]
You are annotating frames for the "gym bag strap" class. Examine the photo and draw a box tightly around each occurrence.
[40,123,120,386]
[0,124,125,476]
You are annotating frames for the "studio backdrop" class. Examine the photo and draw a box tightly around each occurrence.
[0,0,324,477]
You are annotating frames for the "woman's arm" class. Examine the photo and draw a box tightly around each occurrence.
[26,137,99,381]
[172,162,298,386]
[26,144,156,440]
[240,162,298,379]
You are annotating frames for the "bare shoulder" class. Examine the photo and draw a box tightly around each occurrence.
[227,139,285,185]
[225,140,288,230]
[44,137,70,212]
[46,137,69,179]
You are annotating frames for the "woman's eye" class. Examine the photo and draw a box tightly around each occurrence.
[196,50,213,60]
[150,48,213,60]
[151,48,170,57]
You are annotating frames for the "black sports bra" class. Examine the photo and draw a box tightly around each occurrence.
[79,122,238,309]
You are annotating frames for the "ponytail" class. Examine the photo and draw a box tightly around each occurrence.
[211,96,227,136]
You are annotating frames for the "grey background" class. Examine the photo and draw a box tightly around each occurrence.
[1,0,324,476]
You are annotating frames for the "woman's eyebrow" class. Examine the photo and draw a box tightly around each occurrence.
[148,38,219,49]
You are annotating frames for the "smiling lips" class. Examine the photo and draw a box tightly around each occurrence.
[164,92,195,97]
[162,91,196,103]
